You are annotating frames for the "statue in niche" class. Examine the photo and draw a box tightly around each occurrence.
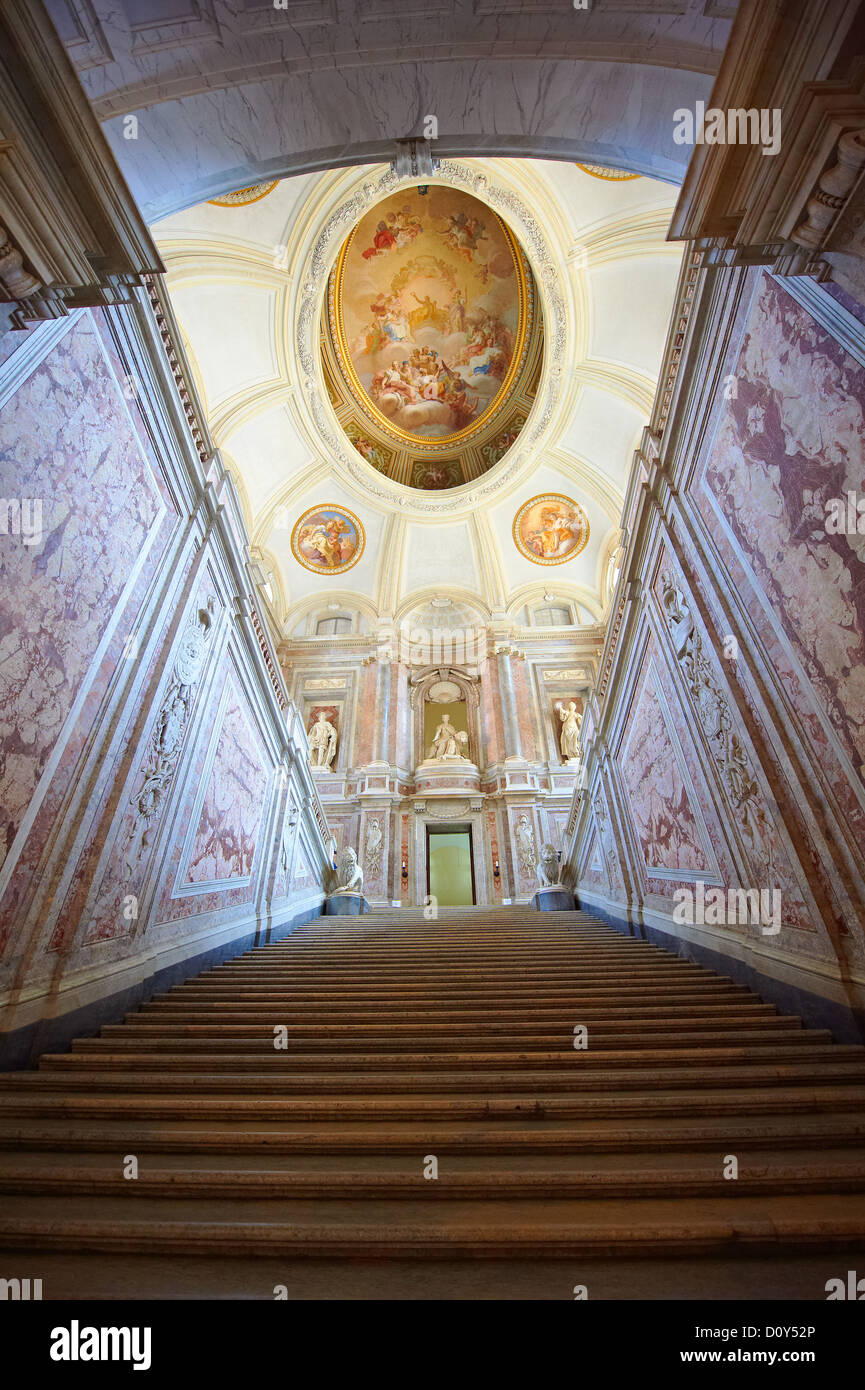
[429,711,469,761]
[537,843,562,888]
[308,710,338,769]
[558,701,582,763]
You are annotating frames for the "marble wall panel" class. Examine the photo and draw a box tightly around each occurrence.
[702,273,865,804]
[0,311,177,951]
[618,657,709,876]
[184,678,270,885]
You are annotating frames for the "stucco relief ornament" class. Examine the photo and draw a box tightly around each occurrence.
[124,598,217,875]
[365,818,383,877]
[515,814,536,879]
[280,796,299,875]
[659,572,776,883]
[592,790,619,880]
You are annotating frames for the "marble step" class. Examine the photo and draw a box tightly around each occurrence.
[7,1060,865,1094]
[95,1025,824,1049]
[2,1111,863,1154]
[1,1085,864,1123]
[164,985,757,1003]
[3,1147,865,1198]
[134,1001,788,1021]
[0,1250,850,1301]
[61,1042,865,1068]
[2,1157,865,1199]
[2,1192,865,1259]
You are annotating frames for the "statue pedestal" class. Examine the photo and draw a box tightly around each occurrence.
[415,758,480,795]
[532,887,575,911]
[325,891,370,916]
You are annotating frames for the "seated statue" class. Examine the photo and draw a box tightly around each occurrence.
[429,711,469,760]
[536,843,562,888]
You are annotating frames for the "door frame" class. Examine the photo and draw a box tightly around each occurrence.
[425,822,477,905]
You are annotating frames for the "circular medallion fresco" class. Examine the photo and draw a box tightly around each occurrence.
[291,505,365,575]
[322,185,543,490]
[513,494,590,565]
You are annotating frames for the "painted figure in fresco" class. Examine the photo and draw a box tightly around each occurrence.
[558,702,582,762]
[308,710,338,769]
[362,219,398,260]
[527,505,580,559]
[441,210,489,260]
[297,516,353,569]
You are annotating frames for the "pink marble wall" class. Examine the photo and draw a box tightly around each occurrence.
[0,312,178,953]
[618,658,708,875]
[702,273,865,799]
[185,679,269,884]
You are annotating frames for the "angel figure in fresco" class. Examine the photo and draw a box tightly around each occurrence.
[442,210,488,260]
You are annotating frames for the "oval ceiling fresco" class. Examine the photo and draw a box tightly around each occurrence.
[322,185,544,491]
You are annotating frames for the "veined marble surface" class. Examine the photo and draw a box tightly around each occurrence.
[46,0,733,219]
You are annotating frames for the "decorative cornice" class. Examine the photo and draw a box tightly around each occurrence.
[143,274,211,465]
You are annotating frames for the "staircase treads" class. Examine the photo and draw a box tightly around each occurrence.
[1,1086,864,1122]
[2,1111,863,1153]
[8,1060,865,1094]
[3,1150,865,1198]
[59,1042,865,1067]
[3,907,864,1291]
[2,1192,865,1258]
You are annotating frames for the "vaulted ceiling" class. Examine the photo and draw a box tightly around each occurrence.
[46,0,736,220]
[151,157,684,634]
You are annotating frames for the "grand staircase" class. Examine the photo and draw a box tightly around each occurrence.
[1,907,864,1300]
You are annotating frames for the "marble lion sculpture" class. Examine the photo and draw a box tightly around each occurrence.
[536,843,561,888]
[334,845,364,894]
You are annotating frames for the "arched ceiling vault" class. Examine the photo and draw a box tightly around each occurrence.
[48,0,737,222]
[152,157,684,634]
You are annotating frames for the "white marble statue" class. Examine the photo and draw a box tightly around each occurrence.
[429,711,469,760]
[308,710,338,769]
[536,843,562,888]
[333,845,364,894]
[558,701,582,763]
